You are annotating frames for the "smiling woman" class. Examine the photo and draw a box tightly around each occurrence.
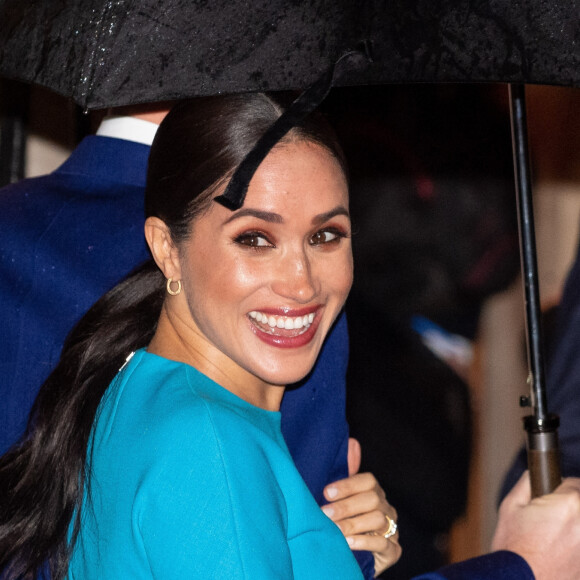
[0,94,362,579]
[146,140,352,407]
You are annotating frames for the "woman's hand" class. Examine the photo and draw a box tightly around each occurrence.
[321,439,402,576]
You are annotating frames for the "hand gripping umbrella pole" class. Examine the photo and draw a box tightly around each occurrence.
[509,84,561,497]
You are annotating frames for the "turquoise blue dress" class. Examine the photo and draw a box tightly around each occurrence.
[67,349,363,579]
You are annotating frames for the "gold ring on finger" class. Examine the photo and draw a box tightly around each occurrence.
[370,514,398,539]
[382,515,397,539]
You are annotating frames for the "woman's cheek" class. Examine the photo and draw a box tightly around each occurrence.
[228,260,269,290]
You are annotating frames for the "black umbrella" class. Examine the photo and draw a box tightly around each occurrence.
[1,0,579,496]
[0,0,578,110]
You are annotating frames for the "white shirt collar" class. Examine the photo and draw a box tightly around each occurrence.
[96,115,159,146]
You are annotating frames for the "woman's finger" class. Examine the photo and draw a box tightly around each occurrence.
[322,489,386,522]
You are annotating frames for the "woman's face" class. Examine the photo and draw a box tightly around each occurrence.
[176,140,352,388]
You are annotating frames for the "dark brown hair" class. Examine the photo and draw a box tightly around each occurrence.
[146,93,346,241]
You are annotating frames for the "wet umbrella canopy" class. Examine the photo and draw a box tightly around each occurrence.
[0,0,578,110]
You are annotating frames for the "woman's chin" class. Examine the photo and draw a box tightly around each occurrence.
[255,363,317,388]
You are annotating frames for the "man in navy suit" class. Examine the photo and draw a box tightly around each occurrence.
[2,105,580,580]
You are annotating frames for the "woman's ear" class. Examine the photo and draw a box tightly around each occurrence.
[144,217,182,280]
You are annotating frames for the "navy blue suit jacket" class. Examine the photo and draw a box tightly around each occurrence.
[0,135,532,579]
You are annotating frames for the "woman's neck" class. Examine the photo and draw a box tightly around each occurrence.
[148,303,285,411]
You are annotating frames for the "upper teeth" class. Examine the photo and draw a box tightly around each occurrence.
[249,311,315,330]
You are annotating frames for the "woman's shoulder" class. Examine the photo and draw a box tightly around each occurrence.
[92,348,285,501]
[85,350,293,578]
[100,349,266,458]
[108,349,219,439]
[92,349,237,509]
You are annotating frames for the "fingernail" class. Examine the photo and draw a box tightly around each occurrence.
[326,486,338,499]
[346,536,355,547]
[321,505,335,518]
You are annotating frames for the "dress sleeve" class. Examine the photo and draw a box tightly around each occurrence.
[134,405,293,579]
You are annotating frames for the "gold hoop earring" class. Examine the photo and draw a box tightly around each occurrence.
[166,278,182,296]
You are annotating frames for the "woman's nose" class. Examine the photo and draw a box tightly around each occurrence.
[270,248,318,303]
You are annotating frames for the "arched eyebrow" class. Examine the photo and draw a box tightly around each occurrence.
[223,208,283,224]
[223,206,349,226]
[311,207,350,226]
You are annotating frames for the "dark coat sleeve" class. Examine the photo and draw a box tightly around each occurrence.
[413,551,534,580]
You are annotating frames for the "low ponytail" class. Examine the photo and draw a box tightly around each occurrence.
[0,260,164,579]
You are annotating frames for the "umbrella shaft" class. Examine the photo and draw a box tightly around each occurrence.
[509,83,548,420]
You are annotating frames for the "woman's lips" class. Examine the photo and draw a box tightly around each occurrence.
[247,308,321,348]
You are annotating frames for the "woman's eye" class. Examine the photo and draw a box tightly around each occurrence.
[310,229,344,245]
[234,232,273,248]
